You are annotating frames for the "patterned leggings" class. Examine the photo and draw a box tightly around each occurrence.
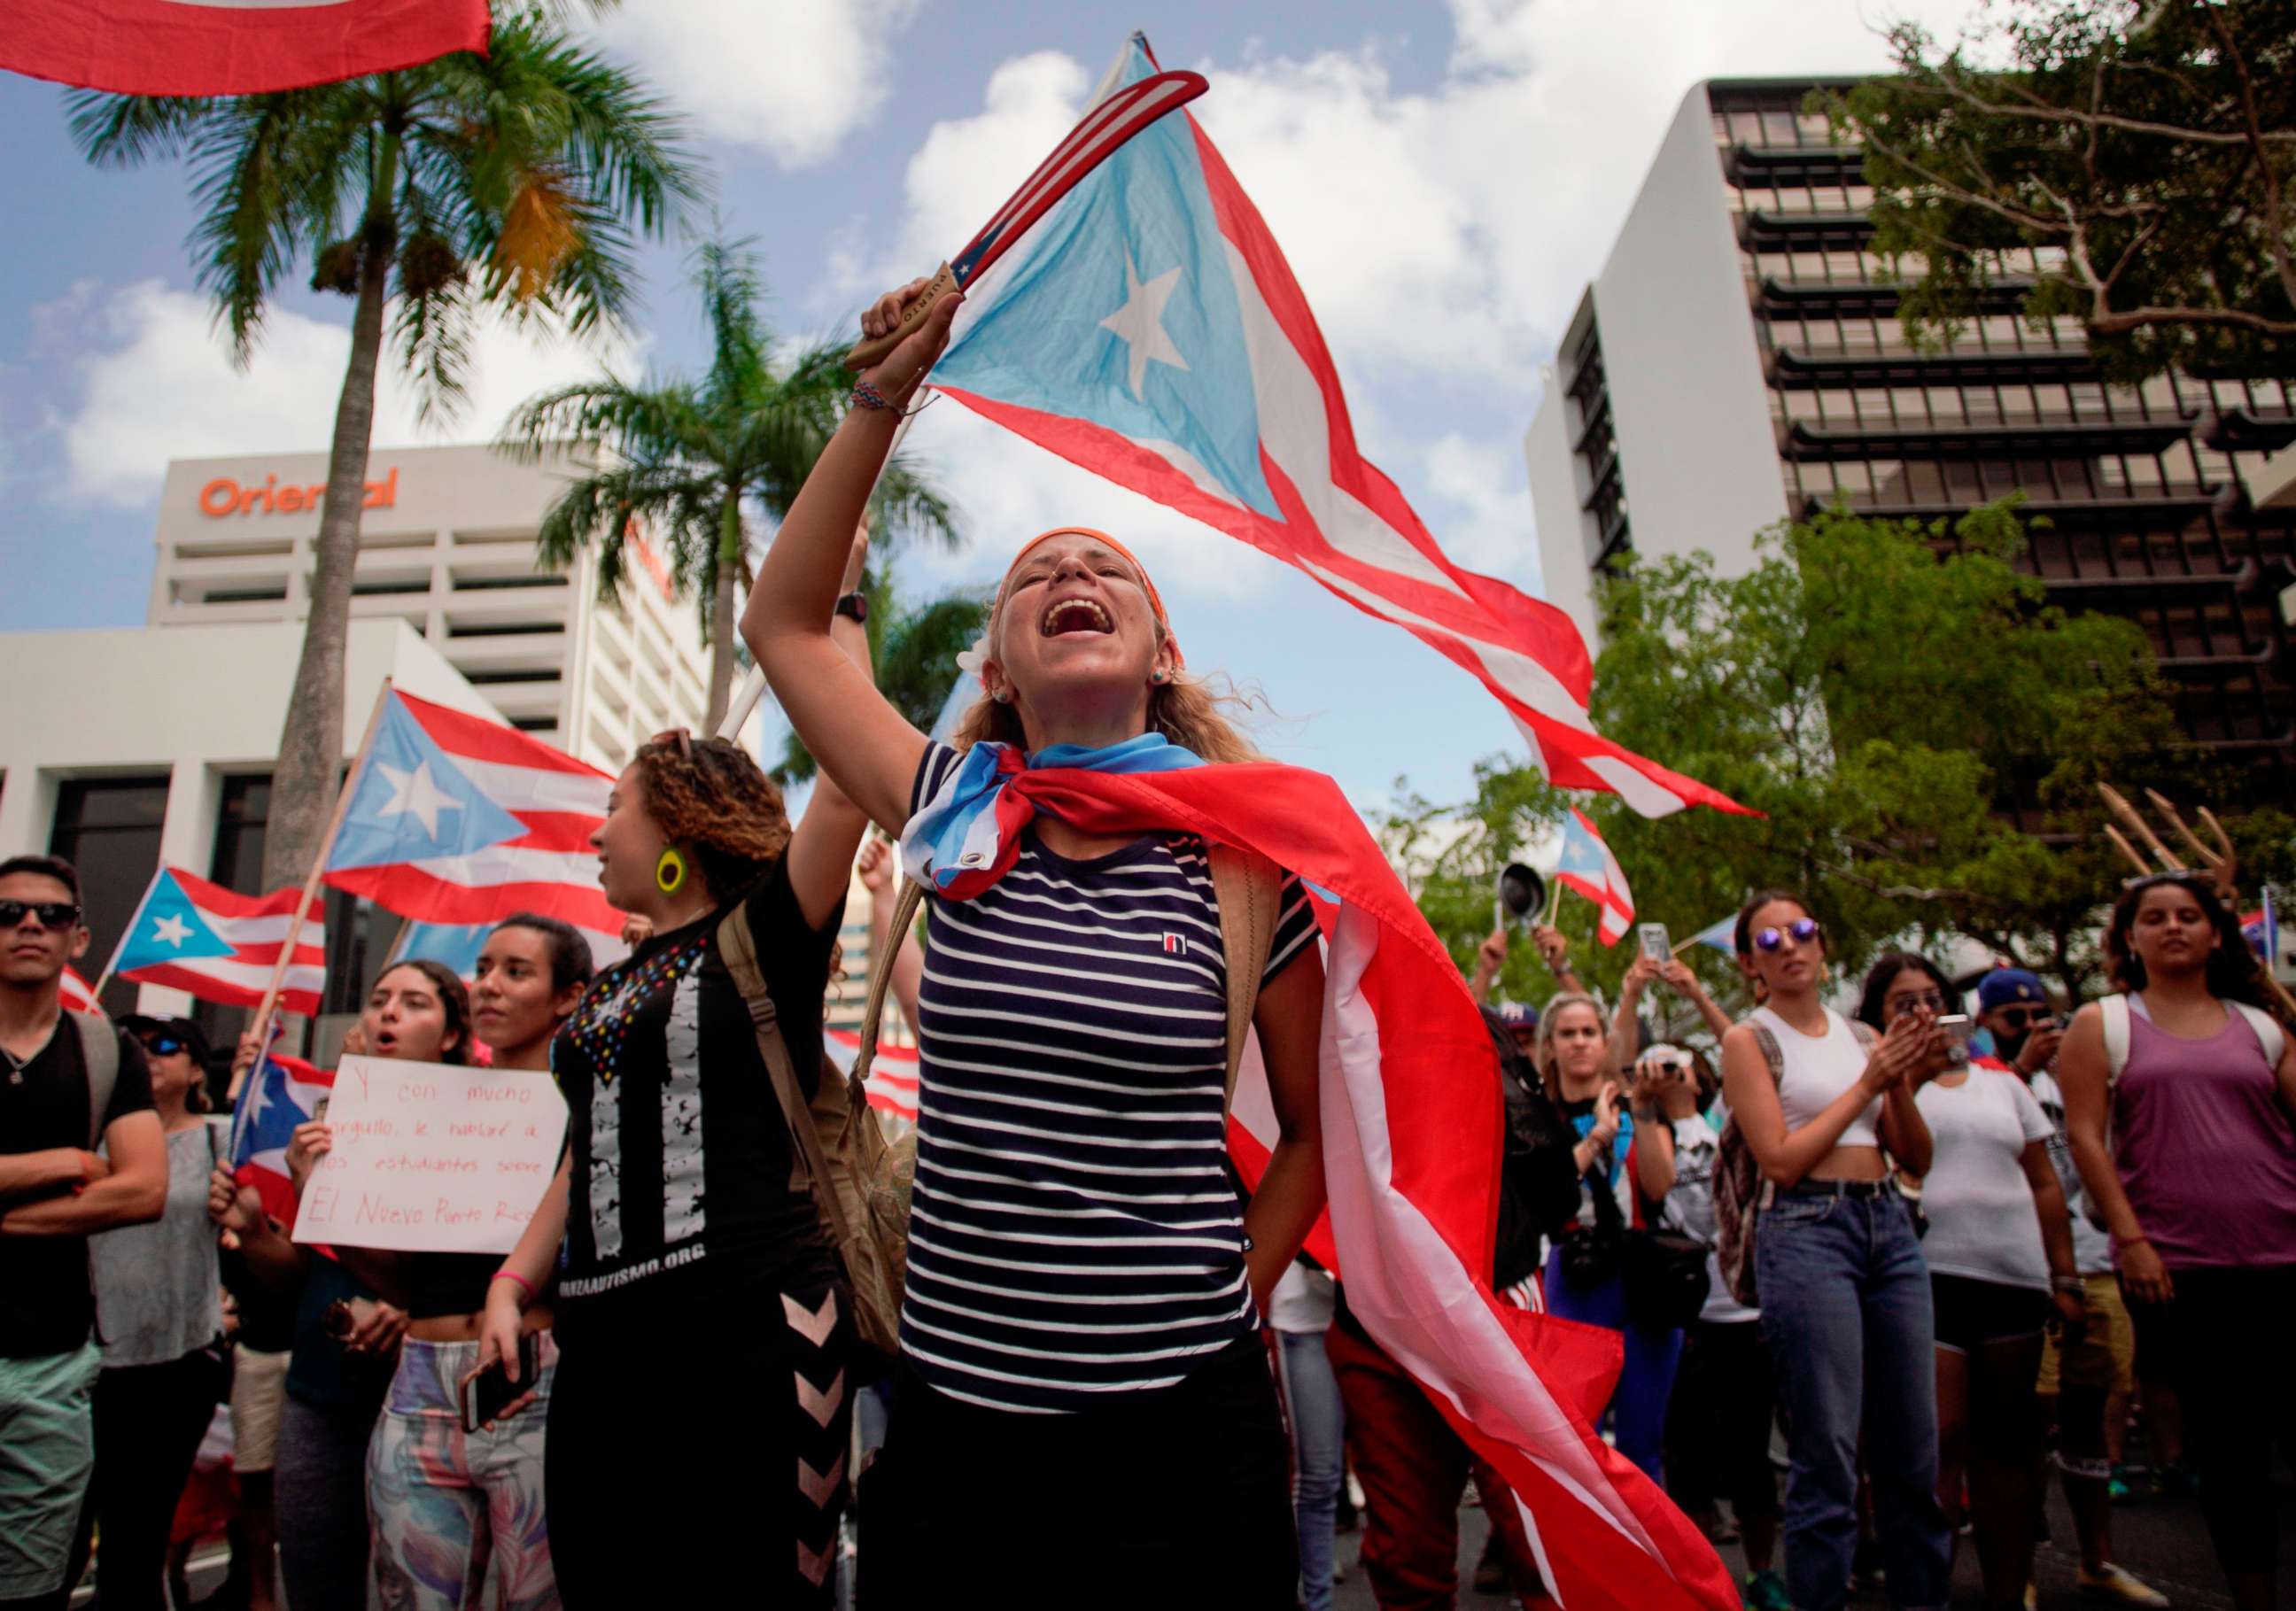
[367,1335,559,1611]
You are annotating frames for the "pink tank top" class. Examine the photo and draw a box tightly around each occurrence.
[2116,1004,2296,1269]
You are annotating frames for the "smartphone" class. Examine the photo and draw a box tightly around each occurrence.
[1935,1013,1973,1044]
[1638,923,1671,961]
[461,1334,540,1432]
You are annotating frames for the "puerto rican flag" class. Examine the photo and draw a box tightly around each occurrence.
[1554,809,1636,946]
[60,967,101,1016]
[2,0,487,97]
[826,1028,919,1126]
[929,35,1747,821]
[323,689,627,964]
[101,866,327,1017]
[227,1032,334,1227]
[909,759,1735,1611]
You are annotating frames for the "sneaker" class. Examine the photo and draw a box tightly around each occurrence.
[2079,1563,2170,1607]
[1742,1568,1792,1611]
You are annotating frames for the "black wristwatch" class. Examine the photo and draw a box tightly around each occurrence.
[834,592,869,624]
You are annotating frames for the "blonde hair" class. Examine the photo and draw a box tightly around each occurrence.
[954,585,1264,764]
[1532,991,1610,1097]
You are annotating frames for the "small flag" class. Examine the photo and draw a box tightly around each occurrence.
[226,1030,335,1228]
[1553,809,1636,946]
[1689,915,1738,955]
[2243,891,2280,964]
[59,966,100,1015]
[2,0,490,97]
[103,866,326,1017]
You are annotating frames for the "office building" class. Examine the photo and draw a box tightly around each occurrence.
[1528,78,2296,784]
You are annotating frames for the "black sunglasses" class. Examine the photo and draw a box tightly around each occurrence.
[1994,1006,2053,1029]
[1753,918,1822,953]
[0,899,81,930]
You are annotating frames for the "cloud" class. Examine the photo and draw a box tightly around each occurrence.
[54,281,643,509]
[591,0,923,169]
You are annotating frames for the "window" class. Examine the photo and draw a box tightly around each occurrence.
[444,619,564,639]
[50,776,170,1016]
[352,579,430,597]
[462,668,563,686]
[200,586,291,605]
[452,573,568,592]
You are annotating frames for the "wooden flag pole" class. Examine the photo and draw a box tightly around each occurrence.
[716,401,932,743]
[243,682,392,1072]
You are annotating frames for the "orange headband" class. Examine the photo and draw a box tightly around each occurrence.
[994,527,1182,667]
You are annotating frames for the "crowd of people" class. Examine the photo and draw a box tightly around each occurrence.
[1,275,2291,1611]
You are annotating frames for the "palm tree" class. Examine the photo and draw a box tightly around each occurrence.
[500,236,960,729]
[69,9,700,892]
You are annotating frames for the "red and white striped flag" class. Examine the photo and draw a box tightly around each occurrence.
[928,35,1749,820]
[1554,809,1636,946]
[103,866,327,1017]
[826,1028,919,1125]
[2,0,488,97]
[59,966,101,1016]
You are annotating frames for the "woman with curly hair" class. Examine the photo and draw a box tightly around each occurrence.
[2057,871,2296,1611]
[745,281,1328,1606]
[475,534,880,1608]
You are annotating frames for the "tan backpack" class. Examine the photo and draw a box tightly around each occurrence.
[718,841,1284,1363]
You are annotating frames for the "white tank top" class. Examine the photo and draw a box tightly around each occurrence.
[1750,1004,1881,1149]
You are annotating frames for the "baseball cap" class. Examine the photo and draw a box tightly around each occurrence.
[1975,969,2049,1014]
[1495,1001,1538,1030]
[120,1012,214,1066]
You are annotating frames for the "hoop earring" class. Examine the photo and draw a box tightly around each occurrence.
[655,847,687,895]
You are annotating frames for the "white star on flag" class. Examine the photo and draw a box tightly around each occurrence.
[375,759,464,840]
[1099,249,1190,401]
[151,912,192,948]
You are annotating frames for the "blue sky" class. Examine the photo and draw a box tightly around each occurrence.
[0,0,1969,813]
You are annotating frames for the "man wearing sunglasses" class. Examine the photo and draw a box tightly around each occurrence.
[0,855,167,1611]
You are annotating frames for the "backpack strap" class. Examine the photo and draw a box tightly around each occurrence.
[716,909,860,1255]
[850,877,927,1105]
[1207,844,1283,1111]
[1749,1023,1788,1089]
[2230,1000,2286,1069]
[71,1012,118,1152]
[2100,994,2132,1086]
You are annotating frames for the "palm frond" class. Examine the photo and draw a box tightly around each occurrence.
[66,93,212,167]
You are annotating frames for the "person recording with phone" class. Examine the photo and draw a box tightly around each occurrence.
[1612,929,1734,1068]
[1859,955,2082,1611]
[1720,894,1948,1611]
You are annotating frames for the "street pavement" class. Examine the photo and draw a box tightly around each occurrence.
[1333,1470,2292,1609]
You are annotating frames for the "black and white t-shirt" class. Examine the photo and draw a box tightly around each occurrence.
[904,742,1319,1413]
[551,859,842,1331]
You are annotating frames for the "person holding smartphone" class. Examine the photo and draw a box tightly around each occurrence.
[283,924,591,1611]
[1719,893,1947,1611]
[1858,954,2080,1611]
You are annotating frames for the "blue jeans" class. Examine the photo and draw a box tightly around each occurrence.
[1276,1328,1346,1611]
[1757,1186,1951,1611]
[1540,1247,1683,1481]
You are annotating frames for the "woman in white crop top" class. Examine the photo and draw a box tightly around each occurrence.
[1718,892,1949,1611]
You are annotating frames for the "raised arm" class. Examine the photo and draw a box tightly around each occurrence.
[858,838,924,1034]
[1,1109,167,1235]
[744,282,961,835]
[782,527,886,931]
[1660,958,1736,1042]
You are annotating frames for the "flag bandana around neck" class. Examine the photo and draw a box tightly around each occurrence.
[899,733,1205,899]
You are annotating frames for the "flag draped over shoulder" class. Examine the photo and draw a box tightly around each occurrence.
[1,0,488,96]
[104,866,327,1017]
[323,690,627,969]
[930,35,1748,821]
[926,758,1736,1611]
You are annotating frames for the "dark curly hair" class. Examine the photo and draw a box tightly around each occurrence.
[632,733,791,902]
[1855,950,1955,1034]
[374,958,472,1065]
[2106,872,2266,1008]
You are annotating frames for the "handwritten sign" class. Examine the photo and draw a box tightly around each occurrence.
[292,1057,566,1253]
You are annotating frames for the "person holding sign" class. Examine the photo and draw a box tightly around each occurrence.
[478,530,879,1608]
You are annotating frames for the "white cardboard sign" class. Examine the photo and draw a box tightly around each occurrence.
[291,1057,567,1253]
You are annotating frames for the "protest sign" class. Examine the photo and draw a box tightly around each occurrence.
[291,1056,566,1253]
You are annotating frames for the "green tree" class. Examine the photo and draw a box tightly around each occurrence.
[500,236,960,728]
[772,585,988,786]
[1386,502,2244,1008]
[1821,0,2296,385]
[70,10,699,891]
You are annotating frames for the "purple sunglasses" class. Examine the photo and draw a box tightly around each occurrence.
[1752,917,1822,953]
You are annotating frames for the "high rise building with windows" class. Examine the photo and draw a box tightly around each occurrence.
[152,443,719,770]
[1527,78,2296,788]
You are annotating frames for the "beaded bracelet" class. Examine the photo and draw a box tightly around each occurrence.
[491,1268,535,1303]
[850,378,896,413]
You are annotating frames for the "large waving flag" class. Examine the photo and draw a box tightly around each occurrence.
[323,690,625,959]
[3,0,488,96]
[103,866,327,1017]
[929,36,1746,820]
[227,1034,335,1227]
[906,759,1735,1611]
[1554,809,1635,946]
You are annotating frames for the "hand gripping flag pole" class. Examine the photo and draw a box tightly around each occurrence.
[245,681,393,1052]
[715,66,1211,744]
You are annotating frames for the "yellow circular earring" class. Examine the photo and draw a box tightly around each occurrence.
[655,847,687,895]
